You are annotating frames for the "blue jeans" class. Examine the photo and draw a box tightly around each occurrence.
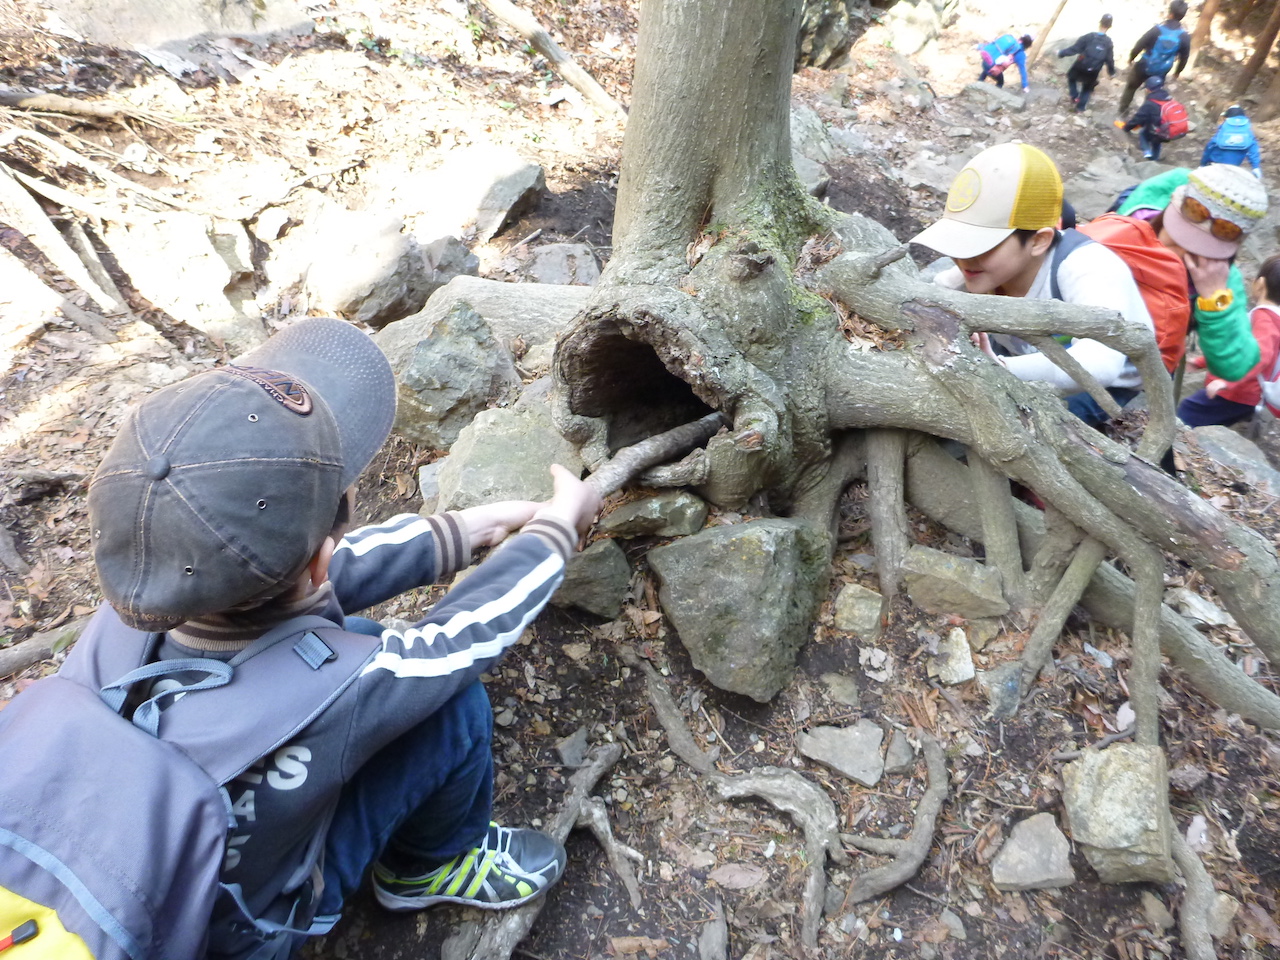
[1064,387,1139,427]
[1139,129,1163,160]
[316,678,494,915]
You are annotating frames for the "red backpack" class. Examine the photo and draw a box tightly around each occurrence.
[1050,214,1191,372]
[1155,99,1189,141]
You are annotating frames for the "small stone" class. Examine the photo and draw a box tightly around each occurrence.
[797,720,885,787]
[495,708,516,727]
[1168,762,1209,793]
[1208,893,1239,940]
[928,627,975,685]
[939,908,967,941]
[832,582,884,639]
[821,672,860,708]
[1141,891,1174,931]
[991,813,1075,891]
[883,729,916,775]
[967,618,1000,651]
[976,661,1022,719]
[555,725,589,767]
[658,756,676,773]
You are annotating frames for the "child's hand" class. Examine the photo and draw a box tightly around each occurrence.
[459,501,541,547]
[1113,119,1125,129]
[535,464,603,539]
[1205,379,1227,399]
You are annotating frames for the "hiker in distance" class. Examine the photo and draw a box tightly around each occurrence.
[1117,0,1190,114]
[977,32,1033,94]
[1201,105,1263,178]
[0,317,602,959]
[1118,75,1187,162]
[1057,13,1115,113]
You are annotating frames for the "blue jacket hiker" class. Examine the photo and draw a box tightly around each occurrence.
[978,33,1032,92]
[1201,106,1262,177]
[0,317,602,959]
[1118,0,1189,114]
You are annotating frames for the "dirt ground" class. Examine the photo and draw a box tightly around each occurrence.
[2,0,1280,958]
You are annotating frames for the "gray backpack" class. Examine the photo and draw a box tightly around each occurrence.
[0,608,380,959]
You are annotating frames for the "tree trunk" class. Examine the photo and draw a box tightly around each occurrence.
[1258,54,1280,120]
[1229,0,1280,99]
[1186,0,1222,73]
[1028,0,1070,65]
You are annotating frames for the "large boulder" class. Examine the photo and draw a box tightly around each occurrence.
[382,302,521,449]
[437,387,585,510]
[795,0,864,70]
[376,275,591,359]
[103,213,265,350]
[1063,744,1175,883]
[410,146,546,242]
[1191,426,1280,498]
[647,519,829,702]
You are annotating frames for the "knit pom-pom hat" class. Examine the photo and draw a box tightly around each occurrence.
[1163,163,1268,259]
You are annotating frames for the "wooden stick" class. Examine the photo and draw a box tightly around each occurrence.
[587,412,727,497]
[1028,0,1070,66]
[0,89,134,120]
[474,0,626,118]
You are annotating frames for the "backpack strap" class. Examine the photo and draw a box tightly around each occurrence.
[1048,228,1095,300]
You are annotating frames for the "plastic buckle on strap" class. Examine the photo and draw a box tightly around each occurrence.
[293,632,336,670]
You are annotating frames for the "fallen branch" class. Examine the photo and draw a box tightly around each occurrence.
[865,429,909,600]
[474,0,627,118]
[447,742,624,960]
[588,412,727,497]
[839,733,947,904]
[0,89,141,121]
[0,616,89,678]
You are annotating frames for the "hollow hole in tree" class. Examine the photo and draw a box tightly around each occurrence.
[566,324,716,453]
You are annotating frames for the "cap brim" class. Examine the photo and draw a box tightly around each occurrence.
[1163,197,1240,259]
[236,318,396,489]
[911,218,1016,260]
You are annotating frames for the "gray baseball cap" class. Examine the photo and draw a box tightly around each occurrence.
[88,318,396,631]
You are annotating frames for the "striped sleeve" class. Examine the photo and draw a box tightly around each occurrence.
[329,512,475,613]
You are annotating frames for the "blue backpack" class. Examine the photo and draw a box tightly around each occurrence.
[1144,23,1184,78]
[0,609,380,960]
[1212,116,1256,154]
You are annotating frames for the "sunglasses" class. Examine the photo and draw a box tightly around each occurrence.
[1181,195,1244,243]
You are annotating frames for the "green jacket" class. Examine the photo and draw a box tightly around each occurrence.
[1118,169,1257,381]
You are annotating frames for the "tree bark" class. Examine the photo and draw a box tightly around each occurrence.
[1186,0,1222,73]
[1229,0,1280,99]
[1028,0,1070,65]
[1258,57,1280,121]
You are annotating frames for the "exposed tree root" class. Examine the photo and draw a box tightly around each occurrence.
[576,796,644,910]
[620,646,845,948]
[967,453,1027,612]
[1171,833,1217,960]
[588,412,728,496]
[836,734,948,905]
[444,743,624,960]
[1019,538,1105,694]
[865,429,909,600]
[0,616,89,678]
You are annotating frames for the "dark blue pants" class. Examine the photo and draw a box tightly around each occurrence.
[1139,129,1163,161]
[1177,389,1256,428]
[1067,65,1099,111]
[316,671,494,915]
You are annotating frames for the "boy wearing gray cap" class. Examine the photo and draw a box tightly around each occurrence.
[45,317,599,955]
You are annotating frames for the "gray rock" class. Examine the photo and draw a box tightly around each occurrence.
[422,236,480,295]
[946,126,975,138]
[437,397,585,510]
[384,302,521,449]
[820,672,860,708]
[293,207,434,329]
[1192,425,1280,498]
[797,720,884,787]
[928,626,975,685]
[991,813,1076,891]
[1164,586,1236,629]
[1208,893,1240,940]
[792,154,830,198]
[828,126,872,157]
[648,519,829,702]
[976,661,1022,719]
[796,0,864,69]
[1062,153,1174,222]
[514,243,601,286]
[918,256,956,282]
[883,729,916,774]
[832,582,884,639]
[1063,744,1174,883]
[417,460,442,515]
[962,82,1027,113]
[898,151,962,196]
[902,545,1009,619]
[599,491,709,538]
[555,726,590,767]
[104,212,265,350]
[377,275,590,359]
[791,105,835,164]
[552,538,630,619]
[881,0,941,56]
[939,908,967,941]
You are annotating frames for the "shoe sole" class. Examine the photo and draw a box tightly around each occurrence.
[374,883,552,912]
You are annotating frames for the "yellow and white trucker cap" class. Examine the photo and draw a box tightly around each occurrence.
[912,143,1063,259]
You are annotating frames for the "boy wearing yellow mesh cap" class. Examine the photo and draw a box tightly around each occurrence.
[913,142,1155,426]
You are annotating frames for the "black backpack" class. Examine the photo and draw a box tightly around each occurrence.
[1079,33,1110,73]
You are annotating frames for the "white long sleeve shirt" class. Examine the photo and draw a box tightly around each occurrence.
[935,238,1155,393]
